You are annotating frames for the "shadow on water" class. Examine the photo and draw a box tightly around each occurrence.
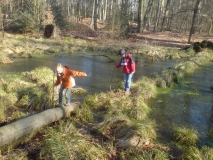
[149,63,213,148]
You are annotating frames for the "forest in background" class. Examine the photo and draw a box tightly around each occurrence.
[0,0,212,43]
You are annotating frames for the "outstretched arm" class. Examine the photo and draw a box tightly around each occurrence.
[115,61,122,68]
[70,70,87,77]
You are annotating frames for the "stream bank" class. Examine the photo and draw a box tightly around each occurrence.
[1,33,213,159]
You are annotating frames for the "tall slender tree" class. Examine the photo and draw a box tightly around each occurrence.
[160,0,171,31]
[188,0,201,43]
[93,0,98,30]
[137,0,143,33]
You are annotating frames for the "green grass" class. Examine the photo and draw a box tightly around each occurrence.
[74,103,94,123]
[117,120,156,148]
[22,67,53,86]
[132,77,156,101]
[127,148,169,160]
[95,113,132,138]
[129,101,151,121]
[83,93,112,110]
[0,103,6,123]
[11,111,27,120]
[172,127,199,146]
[0,149,28,160]
[180,146,202,160]
[41,121,109,160]
[200,146,213,160]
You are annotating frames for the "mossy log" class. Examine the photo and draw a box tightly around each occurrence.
[0,104,76,147]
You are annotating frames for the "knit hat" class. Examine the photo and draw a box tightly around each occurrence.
[118,49,126,56]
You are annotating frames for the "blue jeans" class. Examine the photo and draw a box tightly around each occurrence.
[124,73,134,91]
[58,86,71,105]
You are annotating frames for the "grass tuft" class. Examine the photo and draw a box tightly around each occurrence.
[127,148,170,160]
[131,77,156,101]
[95,113,132,139]
[74,103,94,123]
[117,120,156,148]
[129,101,151,120]
[42,121,109,160]
[172,127,199,146]
[22,67,53,86]
[180,146,202,160]
[200,146,213,159]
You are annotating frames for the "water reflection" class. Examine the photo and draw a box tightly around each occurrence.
[149,63,213,147]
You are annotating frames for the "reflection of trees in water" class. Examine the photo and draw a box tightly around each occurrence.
[183,93,190,113]
[182,93,193,129]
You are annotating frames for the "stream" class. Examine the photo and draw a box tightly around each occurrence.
[1,51,212,147]
[148,62,213,147]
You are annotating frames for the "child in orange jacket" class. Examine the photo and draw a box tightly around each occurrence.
[54,63,87,106]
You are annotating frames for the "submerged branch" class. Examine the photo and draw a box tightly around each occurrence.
[83,54,116,63]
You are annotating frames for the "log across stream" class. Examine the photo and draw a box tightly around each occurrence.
[0,104,76,147]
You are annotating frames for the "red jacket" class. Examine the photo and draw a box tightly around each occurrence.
[116,53,136,74]
[55,66,86,88]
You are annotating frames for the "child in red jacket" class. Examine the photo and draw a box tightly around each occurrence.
[115,49,136,94]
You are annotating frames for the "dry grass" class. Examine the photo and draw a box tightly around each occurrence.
[125,148,170,160]
[41,121,109,160]
[95,113,133,139]
[117,120,156,148]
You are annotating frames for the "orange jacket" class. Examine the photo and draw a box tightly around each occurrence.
[55,66,86,88]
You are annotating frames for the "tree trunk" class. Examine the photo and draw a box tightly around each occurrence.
[103,0,108,25]
[160,0,171,32]
[188,0,201,43]
[153,0,161,32]
[0,104,76,147]
[90,0,95,27]
[137,0,143,33]
[208,18,213,35]
[143,0,154,32]
[94,0,98,30]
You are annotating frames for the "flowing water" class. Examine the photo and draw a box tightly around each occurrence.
[1,51,212,147]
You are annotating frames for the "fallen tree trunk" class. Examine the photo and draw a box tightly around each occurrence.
[0,104,76,147]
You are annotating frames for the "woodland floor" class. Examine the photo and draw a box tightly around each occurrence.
[65,18,213,49]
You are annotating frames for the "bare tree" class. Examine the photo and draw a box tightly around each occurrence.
[188,0,201,43]
[143,0,154,32]
[160,0,171,31]
[153,0,162,32]
[137,0,143,33]
[94,0,98,30]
